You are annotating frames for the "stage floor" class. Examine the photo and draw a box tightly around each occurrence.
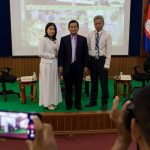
[0,79,142,134]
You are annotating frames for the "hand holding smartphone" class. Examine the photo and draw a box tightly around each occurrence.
[26,117,57,150]
[0,110,41,140]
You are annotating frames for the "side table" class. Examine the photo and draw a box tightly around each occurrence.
[18,80,37,104]
[114,76,132,99]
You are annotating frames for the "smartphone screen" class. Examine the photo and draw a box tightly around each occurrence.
[0,111,41,140]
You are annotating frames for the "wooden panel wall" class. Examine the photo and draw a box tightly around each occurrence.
[0,56,146,78]
[0,57,40,77]
[109,56,146,77]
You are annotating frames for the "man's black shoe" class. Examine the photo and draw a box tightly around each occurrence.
[75,105,83,110]
[85,102,97,107]
[101,104,107,111]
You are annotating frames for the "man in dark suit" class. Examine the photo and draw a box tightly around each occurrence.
[58,20,89,110]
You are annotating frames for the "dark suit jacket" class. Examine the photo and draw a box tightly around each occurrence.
[58,34,89,75]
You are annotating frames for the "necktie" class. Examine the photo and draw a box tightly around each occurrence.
[95,32,99,58]
[71,36,76,63]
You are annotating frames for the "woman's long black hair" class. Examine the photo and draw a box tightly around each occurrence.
[44,22,57,41]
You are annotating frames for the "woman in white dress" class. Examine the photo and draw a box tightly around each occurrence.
[39,22,62,110]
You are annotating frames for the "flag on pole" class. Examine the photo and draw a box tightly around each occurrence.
[144,0,150,54]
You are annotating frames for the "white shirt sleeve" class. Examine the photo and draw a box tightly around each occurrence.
[104,33,112,69]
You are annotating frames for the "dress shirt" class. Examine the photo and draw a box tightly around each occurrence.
[71,35,77,63]
[87,29,112,69]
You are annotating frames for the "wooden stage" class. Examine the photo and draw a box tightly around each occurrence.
[42,111,116,135]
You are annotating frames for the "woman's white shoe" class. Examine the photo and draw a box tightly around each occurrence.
[48,105,57,110]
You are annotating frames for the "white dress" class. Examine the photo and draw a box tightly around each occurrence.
[39,37,62,107]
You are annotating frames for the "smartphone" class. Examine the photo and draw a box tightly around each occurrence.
[0,110,42,140]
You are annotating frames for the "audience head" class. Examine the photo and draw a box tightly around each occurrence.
[110,85,150,150]
[131,85,150,146]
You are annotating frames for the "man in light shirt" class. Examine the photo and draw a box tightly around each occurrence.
[85,15,112,110]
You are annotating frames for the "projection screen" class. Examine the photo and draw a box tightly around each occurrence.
[10,0,131,56]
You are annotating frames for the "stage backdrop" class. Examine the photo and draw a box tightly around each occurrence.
[0,0,143,56]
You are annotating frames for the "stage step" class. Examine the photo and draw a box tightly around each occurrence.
[42,111,116,134]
